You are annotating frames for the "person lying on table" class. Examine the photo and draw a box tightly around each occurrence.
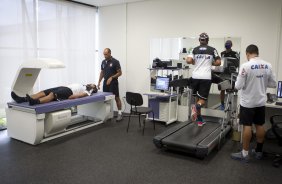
[11,83,98,106]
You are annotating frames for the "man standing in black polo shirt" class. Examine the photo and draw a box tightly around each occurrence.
[221,40,240,63]
[98,48,123,121]
[212,40,240,110]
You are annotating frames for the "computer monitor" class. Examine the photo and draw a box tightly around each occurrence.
[155,77,170,91]
[277,81,282,98]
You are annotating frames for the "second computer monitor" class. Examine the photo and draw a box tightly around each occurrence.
[155,77,170,92]
[277,81,282,98]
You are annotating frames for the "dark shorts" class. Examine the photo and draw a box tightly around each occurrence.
[43,87,73,100]
[103,80,119,97]
[239,105,265,126]
[211,72,223,84]
[191,78,212,100]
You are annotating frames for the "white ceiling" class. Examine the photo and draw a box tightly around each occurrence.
[72,0,146,7]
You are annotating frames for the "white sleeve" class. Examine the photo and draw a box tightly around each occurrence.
[235,65,247,90]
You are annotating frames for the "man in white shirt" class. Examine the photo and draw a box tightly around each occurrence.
[186,33,221,126]
[231,44,276,162]
[11,83,97,106]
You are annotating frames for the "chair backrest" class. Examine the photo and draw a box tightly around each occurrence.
[126,92,143,106]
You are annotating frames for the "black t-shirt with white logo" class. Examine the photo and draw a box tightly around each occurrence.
[221,50,239,59]
[101,57,121,82]
[221,50,240,73]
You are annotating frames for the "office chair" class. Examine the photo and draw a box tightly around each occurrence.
[269,115,282,167]
[126,92,155,135]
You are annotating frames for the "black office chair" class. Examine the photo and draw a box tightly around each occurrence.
[269,115,282,167]
[126,92,155,135]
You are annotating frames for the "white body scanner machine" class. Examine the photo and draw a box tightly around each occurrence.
[5,58,114,145]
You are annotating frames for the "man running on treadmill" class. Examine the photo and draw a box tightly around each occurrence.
[186,33,221,126]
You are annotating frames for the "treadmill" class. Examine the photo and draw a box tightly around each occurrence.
[153,79,232,158]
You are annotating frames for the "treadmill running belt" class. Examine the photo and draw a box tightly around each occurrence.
[162,122,221,147]
[154,116,226,157]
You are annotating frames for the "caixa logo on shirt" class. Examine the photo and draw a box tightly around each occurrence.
[251,64,268,70]
[196,54,211,60]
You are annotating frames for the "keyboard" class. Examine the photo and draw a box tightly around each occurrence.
[145,92,169,96]
[275,101,282,106]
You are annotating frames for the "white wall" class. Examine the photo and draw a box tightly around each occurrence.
[100,0,282,110]
[278,3,282,80]
[99,4,127,111]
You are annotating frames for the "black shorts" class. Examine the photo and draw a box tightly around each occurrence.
[43,87,73,100]
[211,72,223,84]
[191,78,212,100]
[103,80,119,97]
[239,105,265,126]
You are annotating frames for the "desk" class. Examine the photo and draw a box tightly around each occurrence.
[265,100,282,129]
[144,93,178,125]
[266,100,282,109]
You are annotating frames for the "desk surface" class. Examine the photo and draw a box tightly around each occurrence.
[266,99,282,109]
[144,92,178,98]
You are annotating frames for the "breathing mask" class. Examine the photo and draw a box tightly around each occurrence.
[225,40,232,50]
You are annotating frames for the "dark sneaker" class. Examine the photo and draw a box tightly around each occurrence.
[191,104,197,121]
[197,121,206,127]
[231,151,250,163]
[116,114,123,122]
[251,149,263,160]
[11,91,27,103]
[26,94,40,106]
